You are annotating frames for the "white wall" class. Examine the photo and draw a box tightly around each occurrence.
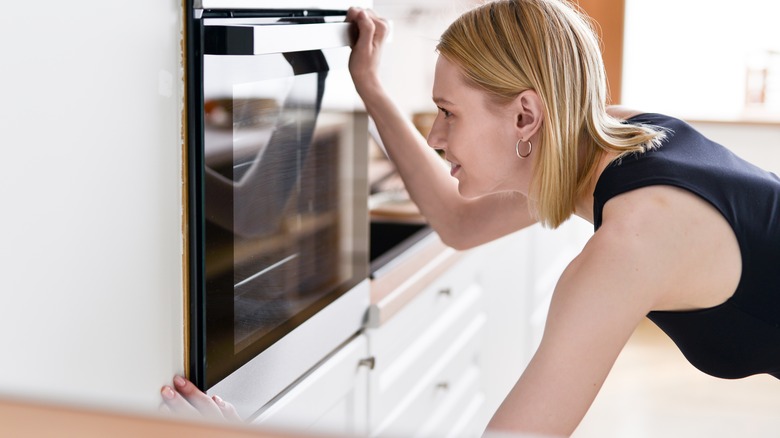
[0,1,185,413]
[622,0,780,120]
[372,0,476,115]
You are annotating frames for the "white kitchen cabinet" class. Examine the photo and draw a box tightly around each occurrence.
[362,223,592,437]
[524,220,592,350]
[366,243,488,438]
[469,221,591,427]
[251,333,371,437]
[468,230,534,425]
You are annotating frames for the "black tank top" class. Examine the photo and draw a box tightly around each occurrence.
[593,113,780,379]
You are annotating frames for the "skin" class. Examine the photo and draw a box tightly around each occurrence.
[160,375,241,422]
[164,7,742,436]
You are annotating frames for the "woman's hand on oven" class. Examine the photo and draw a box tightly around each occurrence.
[160,375,242,423]
[345,7,388,95]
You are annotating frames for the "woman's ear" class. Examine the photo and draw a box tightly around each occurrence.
[514,90,544,140]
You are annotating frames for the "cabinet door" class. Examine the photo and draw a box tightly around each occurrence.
[251,334,370,437]
[465,224,592,431]
[470,230,534,427]
[526,220,592,349]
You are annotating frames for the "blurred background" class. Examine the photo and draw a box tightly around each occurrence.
[373,0,780,122]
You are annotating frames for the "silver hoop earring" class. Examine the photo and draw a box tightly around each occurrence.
[515,138,532,159]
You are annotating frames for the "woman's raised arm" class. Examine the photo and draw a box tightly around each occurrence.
[346,8,536,249]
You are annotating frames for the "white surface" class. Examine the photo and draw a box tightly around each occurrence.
[252,334,370,437]
[366,253,488,437]
[622,0,780,120]
[362,224,592,437]
[202,20,352,55]
[470,230,534,423]
[372,0,476,115]
[472,221,591,429]
[0,0,185,413]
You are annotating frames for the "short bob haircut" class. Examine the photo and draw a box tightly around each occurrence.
[437,0,665,228]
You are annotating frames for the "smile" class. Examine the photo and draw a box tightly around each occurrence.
[449,162,461,177]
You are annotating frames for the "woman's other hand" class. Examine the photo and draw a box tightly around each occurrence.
[160,375,242,423]
[345,7,388,95]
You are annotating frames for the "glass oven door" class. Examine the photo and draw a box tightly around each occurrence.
[188,12,369,394]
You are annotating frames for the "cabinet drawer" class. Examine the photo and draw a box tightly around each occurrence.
[251,334,369,436]
[371,308,486,436]
[369,254,480,361]
[420,365,485,438]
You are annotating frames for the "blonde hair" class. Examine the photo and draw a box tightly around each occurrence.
[437,0,665,228]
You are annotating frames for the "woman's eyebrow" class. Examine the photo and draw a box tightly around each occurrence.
[432,96,455,106]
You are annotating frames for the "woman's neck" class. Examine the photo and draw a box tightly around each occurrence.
[573,106,642,223]
[573,149,617,224]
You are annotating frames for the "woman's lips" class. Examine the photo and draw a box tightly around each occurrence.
[450,162,461,177]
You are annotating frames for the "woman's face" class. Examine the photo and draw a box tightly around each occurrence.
[427,56,533,199]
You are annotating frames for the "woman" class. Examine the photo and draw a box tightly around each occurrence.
[347,0,780,434]
[164,0,780,435]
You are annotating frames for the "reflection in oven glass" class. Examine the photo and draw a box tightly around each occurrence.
[206,51,329,349]
[200,44,365,379]
[230,125,342,352]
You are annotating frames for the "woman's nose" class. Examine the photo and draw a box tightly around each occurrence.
[426,117,446,151]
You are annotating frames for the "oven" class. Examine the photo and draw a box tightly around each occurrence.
[186,0,371,417]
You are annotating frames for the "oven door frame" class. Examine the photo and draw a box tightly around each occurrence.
[186,3,370,417]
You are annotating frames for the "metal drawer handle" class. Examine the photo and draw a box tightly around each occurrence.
[436,382,450,391]
[438,287,452,297]
[358,357,376,370]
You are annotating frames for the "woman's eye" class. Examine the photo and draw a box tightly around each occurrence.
[437,106,452,118]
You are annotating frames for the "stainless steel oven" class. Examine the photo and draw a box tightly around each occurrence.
[186,0,371,417]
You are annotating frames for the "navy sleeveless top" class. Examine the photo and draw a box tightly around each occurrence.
[593,113,780,379]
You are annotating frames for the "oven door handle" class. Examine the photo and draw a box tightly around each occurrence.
[203,21,352,55]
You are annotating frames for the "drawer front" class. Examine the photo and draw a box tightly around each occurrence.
[369,253,480,361]
[251,334,369,436]
[370,308,486,436]
[419,366,486,438]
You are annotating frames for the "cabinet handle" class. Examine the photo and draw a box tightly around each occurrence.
[436,382,449,391]
[438,287,452,297]
[358,357,376,370]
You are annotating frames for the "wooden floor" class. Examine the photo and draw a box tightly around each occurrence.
[573,320,780,437]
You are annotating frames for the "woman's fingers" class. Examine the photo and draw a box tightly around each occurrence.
[346,7,389,92]
[171,375,225,419]
[160,384,201,417]
[158,400,172,414]
[347,8,390,51]
[353,9,377,52]
[160,376,242,423]
[345,6,361,22]
[370,12,389,43]
[212,395,243,422]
